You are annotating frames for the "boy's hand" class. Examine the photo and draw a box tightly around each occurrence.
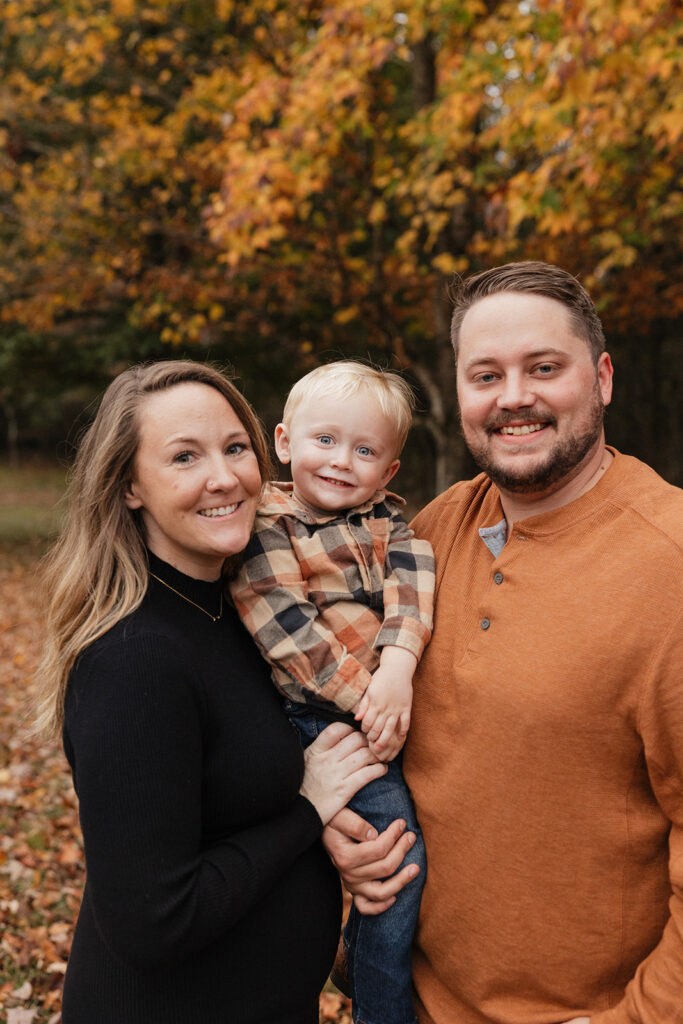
[355,647,417,762]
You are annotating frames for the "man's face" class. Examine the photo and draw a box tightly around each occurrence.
[456,292,613,498]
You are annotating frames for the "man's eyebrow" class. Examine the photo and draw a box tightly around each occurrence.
[463,347,568,371]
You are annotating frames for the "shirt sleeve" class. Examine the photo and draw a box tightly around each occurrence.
[230,520,373,712]
[375,506,435,659]
[592,608,683,1024]
[64,634,323,972]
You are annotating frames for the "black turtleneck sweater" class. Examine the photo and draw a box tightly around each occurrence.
[62,553,341,1024]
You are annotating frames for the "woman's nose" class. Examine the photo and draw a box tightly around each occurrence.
[206,459,239,490]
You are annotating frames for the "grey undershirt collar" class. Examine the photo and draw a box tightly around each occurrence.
[479,519,508,559]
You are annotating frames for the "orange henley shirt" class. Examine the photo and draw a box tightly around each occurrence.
[405,450,683,1024]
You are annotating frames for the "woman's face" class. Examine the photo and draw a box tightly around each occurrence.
[125,382,262,580]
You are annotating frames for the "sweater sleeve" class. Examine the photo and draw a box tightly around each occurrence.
[375,506,435,659]
[230,520,372,712]
[64,633,323,972]
[592,608,683,1024]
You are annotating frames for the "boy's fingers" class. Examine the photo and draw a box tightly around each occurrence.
[354,695,368,721]
[368,714,395,745]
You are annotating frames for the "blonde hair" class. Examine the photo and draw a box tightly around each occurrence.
[282,361,415,455]
[33,360,272,741]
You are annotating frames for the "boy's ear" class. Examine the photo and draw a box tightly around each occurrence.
[274,423,292,465]
[382,459,400,487]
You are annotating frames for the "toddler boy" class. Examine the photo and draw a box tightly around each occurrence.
[231,361,434,1024]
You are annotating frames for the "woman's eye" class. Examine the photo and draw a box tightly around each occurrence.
[318,435,334,446]
[173,451,195,465]
[226,442,248,456]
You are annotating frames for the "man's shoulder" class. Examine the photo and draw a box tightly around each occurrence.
[411,472,496,539]
[609,453,683,551]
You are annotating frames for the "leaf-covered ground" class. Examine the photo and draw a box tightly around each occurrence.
[0,554,351,1023]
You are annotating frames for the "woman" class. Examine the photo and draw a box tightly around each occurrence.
[34,361,384,1024]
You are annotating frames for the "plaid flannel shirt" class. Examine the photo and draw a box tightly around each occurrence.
[230,482,435,714]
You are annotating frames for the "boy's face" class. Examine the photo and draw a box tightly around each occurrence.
[274,392,401,514]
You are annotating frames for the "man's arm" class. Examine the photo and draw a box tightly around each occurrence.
[588,611,683,1024]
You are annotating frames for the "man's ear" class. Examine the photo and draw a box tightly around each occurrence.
[597,352,614,408]
[124,479,143,510]
[382,459,401,487]
[274,423,292,465]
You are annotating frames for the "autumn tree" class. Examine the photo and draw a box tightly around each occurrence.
[206,0,683,489]
[2,0,681,493]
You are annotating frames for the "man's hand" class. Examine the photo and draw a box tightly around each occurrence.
[323,807,420,914]
[355,647,417,761]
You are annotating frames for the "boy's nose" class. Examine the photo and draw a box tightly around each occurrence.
[330,446,352,468]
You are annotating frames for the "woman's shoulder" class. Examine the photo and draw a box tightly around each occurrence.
[70,597,267,702]
[70,606,196,696]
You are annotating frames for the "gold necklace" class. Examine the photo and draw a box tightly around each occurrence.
[148,571,223,622]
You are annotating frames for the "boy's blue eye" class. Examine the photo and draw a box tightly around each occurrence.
[356,445,373,457]
[318,435,334,446]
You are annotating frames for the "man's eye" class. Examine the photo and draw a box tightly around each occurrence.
[536,364,555,375]
[476,373,497,384]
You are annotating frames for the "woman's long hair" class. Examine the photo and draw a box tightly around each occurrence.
[33,360,273,741]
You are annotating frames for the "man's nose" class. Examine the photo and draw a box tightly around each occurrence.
[496,373,535,410]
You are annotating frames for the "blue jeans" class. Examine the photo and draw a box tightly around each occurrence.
[286,703,425,1024]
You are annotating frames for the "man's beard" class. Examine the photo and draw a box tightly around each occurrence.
[462,384,605,495]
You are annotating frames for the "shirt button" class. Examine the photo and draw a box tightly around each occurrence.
[494,572,503,584]
[481,618,490,630]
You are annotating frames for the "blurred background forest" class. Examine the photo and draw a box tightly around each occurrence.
[1,0,682,507]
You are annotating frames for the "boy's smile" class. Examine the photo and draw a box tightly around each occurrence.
[274,393,401,515]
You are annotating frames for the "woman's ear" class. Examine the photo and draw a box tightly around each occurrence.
[274,423,292,465]
[124,480,143,510]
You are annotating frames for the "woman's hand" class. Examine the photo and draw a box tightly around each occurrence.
[299,723,387,826]
[323,807,420,914]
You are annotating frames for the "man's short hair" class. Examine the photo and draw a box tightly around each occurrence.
[450,261,606,365]
[283,361,415,455]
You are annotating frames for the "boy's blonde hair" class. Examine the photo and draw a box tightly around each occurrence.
[282,361,415,455]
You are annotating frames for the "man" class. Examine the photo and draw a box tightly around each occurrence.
[324,262,683,1024]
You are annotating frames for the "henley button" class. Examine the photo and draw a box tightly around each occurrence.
[494,572,503,584]
[481,618,490,630]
